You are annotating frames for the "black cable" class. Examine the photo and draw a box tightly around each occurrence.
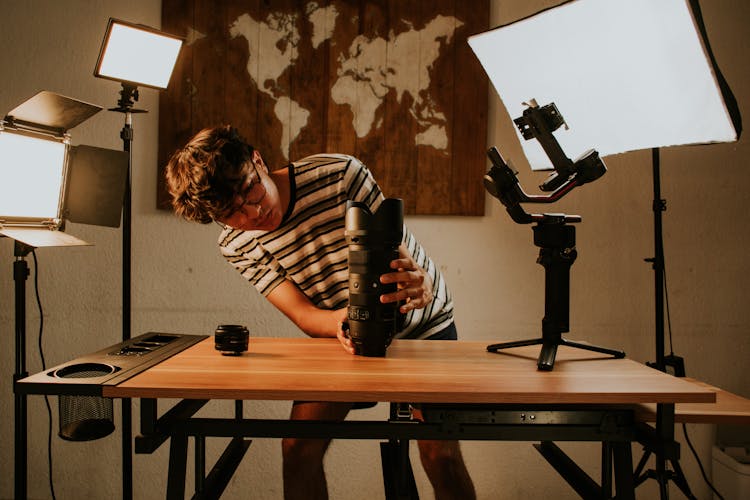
[31,250,57,500]
[682,423,725,500]
[662,267,675,355]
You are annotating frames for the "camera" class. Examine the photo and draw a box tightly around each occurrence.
[344,198,404,357]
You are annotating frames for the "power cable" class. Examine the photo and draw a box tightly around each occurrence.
[31,250,57,500]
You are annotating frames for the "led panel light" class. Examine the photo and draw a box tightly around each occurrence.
[0,91,127,247]
[94,18,183,90]
[468,0,738,170]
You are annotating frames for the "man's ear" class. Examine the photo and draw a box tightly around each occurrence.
[252,149,268,172]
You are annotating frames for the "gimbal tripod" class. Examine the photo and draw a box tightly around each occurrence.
[484,101,625,371]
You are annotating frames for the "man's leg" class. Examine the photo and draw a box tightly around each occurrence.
[282,401,352,500]
[411,407,476,500]
[416,439,476,500]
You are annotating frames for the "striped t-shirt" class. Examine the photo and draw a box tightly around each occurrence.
[218,154,454,339]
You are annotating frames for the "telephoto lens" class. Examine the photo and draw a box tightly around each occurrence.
[345,198,404,357]
[214,324,250,356]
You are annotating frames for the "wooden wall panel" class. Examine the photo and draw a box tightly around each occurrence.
[157,0,194,209]
[158,0,489,215]
[225,0,261,152]
[450,0,489,215]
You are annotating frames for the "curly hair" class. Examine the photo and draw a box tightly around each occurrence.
[165,125,255,224]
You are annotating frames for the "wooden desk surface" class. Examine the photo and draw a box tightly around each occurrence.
[104,337,716,405]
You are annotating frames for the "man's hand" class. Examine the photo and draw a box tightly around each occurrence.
[379,244,433,313]
[336,320,356,355]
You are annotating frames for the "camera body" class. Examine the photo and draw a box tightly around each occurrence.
[344,198,404,357]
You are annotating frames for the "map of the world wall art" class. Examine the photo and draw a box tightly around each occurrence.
[158,0,489,215]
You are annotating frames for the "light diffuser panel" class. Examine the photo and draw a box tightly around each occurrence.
[95,19,182,89]
[0,130,66,220]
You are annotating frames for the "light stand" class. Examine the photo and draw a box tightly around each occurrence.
[13,241,32,500]
[94,18,183,500]
[645,148,686,376]
[469,0,740,495]
[629,150,694,498]
[109,82,146,500]
[483,102,625,371]
[2,90,129,500]
[109,83,146,350]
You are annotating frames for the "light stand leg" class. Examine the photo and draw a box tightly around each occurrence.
[635,404,697,500]
[13,242,32,500]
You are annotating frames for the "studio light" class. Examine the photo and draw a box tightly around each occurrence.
[3,90,128,500]
[0,90,128,246]
[94,18,183,500]
[94,18,182,91]
[469,0,740,495]
[92,16,183,343]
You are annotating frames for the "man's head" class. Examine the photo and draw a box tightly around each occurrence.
[165,125,257,224]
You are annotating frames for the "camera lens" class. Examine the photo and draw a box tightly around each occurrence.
[345,198,404,357]
[214,324,249,356]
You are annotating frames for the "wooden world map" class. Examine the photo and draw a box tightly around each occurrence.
[158,0,489,215]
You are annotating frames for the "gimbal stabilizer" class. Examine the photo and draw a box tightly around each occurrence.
[485,100,624,371]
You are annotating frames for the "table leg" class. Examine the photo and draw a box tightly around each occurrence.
[612,441,635,500]
[381,439,419,499]
[166,431,188,500]
[195,435,205,493]
[601,441,613,498]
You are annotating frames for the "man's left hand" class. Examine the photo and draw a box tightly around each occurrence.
[379,244,433,313]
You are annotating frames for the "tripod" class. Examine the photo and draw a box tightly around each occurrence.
[487,214,625,370]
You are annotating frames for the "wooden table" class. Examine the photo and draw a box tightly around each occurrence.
[97,337,716,499]
[105,337,714,404]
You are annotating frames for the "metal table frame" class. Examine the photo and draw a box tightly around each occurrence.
[135,398,649,500]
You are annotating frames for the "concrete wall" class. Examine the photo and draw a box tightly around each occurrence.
[1,0,747,498]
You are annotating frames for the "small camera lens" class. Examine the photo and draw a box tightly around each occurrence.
[214,324,249,356]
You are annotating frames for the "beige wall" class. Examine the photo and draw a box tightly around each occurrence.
[1,0,747,498]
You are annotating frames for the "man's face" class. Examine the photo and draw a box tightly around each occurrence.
[216,151,283,231]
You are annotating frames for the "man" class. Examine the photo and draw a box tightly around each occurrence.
[165,125,475,500]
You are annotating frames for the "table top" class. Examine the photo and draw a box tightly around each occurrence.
[635,378,750,425]
[104,337,716,405]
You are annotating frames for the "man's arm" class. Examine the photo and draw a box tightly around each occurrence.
[266,242,434,354]
[266,280,354,353]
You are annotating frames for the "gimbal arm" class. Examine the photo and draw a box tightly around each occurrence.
[483,146,580,224]
[483,100,606,225]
